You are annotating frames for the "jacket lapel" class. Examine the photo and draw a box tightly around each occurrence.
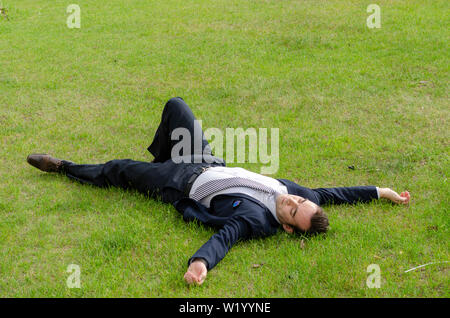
[173,193,279,228]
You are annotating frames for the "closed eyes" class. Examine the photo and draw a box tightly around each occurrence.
[291,207,298,218]
[291,198,306,218]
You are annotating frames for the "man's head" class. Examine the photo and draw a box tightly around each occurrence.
[275,194,329,235]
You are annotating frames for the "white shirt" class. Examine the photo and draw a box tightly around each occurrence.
[188,166,288,223]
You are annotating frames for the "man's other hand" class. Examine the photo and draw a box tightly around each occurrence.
[378,187,410,204]
[184,259,207,285]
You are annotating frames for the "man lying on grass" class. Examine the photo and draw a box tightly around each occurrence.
[26,97,410,285]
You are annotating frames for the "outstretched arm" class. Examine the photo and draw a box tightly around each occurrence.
[183,217,250,285]
[377,187,410,204]
[313,185,379,205]
[312,186,410,206]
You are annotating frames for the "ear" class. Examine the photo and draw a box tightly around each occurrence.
[282,224,294,234]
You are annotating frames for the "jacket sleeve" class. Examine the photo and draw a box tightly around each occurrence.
[312,186,379,206]
[188,217,250,271]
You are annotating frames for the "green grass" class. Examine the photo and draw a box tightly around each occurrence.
[0,0,448,297]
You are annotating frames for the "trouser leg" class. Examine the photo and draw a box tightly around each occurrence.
[64,159,168,199]
[147,97,213,163]
[63,158,216,203]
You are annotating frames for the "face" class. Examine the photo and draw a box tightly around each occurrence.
[275,194,319,233]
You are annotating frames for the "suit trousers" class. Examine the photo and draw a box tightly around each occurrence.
[63,97,225,204]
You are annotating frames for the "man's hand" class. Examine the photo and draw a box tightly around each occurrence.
[184,259,208,285]
[377,187,410,204]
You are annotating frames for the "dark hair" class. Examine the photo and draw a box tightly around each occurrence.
[295,206,329,236]
[308,207,329,234]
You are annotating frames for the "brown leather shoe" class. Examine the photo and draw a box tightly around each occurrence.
[26,154,65,173]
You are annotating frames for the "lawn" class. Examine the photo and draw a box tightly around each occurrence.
[0,0,448,297]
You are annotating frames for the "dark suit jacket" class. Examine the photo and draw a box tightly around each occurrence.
[173,178,378,270]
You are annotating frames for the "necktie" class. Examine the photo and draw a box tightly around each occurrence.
[190,176,277,201]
